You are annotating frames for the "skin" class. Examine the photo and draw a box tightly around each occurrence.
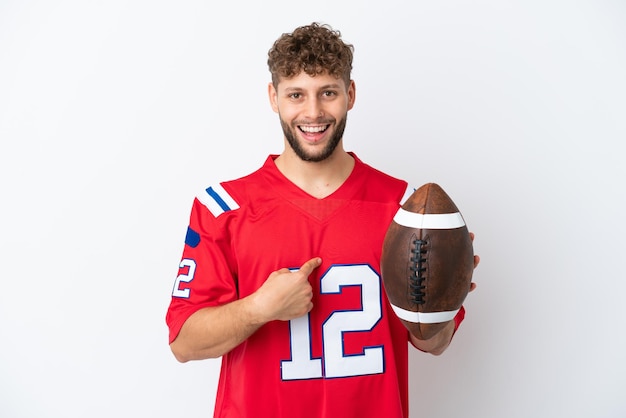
[269,71,357,199]
[170,71,479,362]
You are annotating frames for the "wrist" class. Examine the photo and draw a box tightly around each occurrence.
[245,291,273,325]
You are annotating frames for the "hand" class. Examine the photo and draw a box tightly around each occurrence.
[469,232,480,293]
[252,257,322,322]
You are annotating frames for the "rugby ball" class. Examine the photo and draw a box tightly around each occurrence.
[381,183,473,340]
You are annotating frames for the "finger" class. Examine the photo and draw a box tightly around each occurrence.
[473,254,480,269]
[469,232,475,241]
[297,257,322,276]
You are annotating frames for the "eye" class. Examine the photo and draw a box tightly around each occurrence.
[288,92,302,100]
[322,90,337,98]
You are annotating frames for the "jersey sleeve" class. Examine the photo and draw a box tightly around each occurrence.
[453,305,466,332]
[165,187,239,344]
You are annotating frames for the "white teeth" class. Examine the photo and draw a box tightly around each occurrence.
[300,125,328,133]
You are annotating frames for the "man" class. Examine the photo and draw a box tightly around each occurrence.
[166,22,478,418]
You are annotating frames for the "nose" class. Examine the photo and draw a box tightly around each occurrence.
[304,97,323,119]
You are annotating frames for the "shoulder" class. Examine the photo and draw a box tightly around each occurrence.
[352,154,414,204]
[195,182,241,218]
[193,157,272,219]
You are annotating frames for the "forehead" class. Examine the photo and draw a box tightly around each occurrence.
[276,71,347,92]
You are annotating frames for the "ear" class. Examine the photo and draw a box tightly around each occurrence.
[268,82,279,113]
[347,80,356,111]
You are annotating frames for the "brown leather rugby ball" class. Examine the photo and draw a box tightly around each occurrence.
[381,183,473,340]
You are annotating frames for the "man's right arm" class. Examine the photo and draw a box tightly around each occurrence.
[170,257,322,362]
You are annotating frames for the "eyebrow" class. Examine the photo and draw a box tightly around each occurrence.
[283,83,343,92]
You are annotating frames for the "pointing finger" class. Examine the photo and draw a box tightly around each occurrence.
[297,257,322,276]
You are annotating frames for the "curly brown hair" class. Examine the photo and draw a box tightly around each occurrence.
[267,22,354,87]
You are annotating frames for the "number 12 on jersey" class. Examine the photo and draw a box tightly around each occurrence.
[281,264,385,380]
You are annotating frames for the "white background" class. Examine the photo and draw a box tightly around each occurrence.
[1,1,625,417]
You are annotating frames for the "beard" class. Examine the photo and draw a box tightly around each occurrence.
[280,115,347,163]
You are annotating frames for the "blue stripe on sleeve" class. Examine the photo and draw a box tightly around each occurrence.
[185,226,201,248]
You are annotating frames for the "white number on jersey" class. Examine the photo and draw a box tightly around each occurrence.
[281,264,384,380]
[172,258,196,298]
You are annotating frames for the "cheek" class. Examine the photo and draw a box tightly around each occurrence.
[277,108,299,123]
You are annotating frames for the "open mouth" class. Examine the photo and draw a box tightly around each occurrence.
[298,125,330,134]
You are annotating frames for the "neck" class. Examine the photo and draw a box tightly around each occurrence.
[275,147,355,199]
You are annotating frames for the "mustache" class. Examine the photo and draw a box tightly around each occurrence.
[293,117,335,125]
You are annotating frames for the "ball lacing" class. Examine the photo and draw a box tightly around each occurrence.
[409,239,427,305]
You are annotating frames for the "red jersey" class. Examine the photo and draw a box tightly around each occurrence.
[167,154,417,418]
